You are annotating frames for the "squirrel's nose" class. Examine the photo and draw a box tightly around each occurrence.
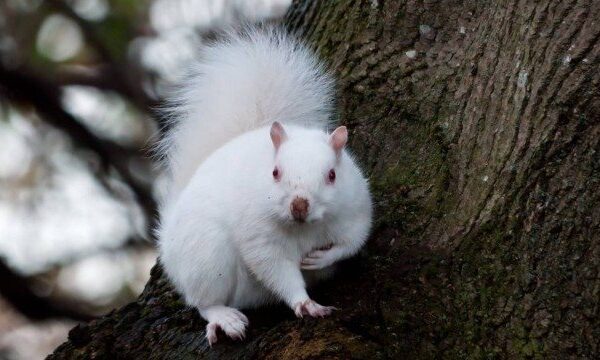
[290,197,309,222]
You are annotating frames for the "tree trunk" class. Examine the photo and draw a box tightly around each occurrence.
[49,1,599,358]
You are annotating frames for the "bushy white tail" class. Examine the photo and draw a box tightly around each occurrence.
[157,26,334,201]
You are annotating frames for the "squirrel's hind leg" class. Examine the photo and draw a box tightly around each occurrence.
[199,305,249,346]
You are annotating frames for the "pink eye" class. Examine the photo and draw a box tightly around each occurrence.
[272,167,280,181]
[328,169,336,183]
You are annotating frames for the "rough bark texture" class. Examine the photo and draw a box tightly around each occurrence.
[49,0,599,358]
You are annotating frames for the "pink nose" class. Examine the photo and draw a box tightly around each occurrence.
[290,197,309,222]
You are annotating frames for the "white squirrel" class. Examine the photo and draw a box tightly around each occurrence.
[157,26,372,345]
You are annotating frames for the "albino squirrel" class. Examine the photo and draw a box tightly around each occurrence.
[157,26,372,345]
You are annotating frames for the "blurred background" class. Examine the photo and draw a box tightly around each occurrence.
[0,1,291,358]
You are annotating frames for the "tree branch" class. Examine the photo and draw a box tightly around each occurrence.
[45,0,159,112]
[0,258,94,321]
[0,64,157,230]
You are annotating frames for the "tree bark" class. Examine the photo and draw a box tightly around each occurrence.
[49,0,599,358]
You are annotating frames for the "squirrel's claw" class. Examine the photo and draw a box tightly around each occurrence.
[204,307,248,346]
[301,247,336,270]
[294,299,337,318]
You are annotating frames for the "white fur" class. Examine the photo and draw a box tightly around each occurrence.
[157,26,334,200]
[157,27,372,345]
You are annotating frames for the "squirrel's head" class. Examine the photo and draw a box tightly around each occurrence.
[269,122,348,225]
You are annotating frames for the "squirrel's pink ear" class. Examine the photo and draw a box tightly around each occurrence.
[270,121,288,151]
[329,126,348,156]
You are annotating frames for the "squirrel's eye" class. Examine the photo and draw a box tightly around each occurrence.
[328,169,336,183]
[272,167,280,181]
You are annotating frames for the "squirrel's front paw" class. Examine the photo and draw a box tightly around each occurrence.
[202,306,248,346]
[301,246,337,270]
[294,299,337,318]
